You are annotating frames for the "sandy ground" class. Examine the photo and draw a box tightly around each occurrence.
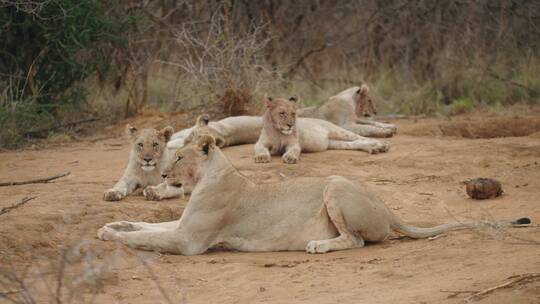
[1,115,540,304]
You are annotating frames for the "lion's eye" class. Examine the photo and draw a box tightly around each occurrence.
[153,142,159,148]
[176,156,183,162]
[279,112,285,116]
[137,142,143,148]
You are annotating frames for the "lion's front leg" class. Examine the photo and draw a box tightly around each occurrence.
[97,222,207,255]
[254,140,271,163]
[282,143,301,164]
[103,176,139,201]
[143,182,184,201]
[356,119,397,134]
[97,227,186,254]
[328,138,389,154]
[345,124,394,138]
[100,220,179,233]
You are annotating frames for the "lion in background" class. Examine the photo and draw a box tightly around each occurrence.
[103,124,182,201]
[169,110,389,157]
[146,108,389,200]
[298,85,397,137]
[254,95,302,164]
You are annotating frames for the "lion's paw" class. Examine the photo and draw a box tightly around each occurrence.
[97,226,119,241]
[103,189,125,201]
[282,153,298,164]
[254,153,271,163]
[368,141,389,154]
[305,240,329,254]
[143,186,162,201]
[105,221,141,232]
[379,128,394,138]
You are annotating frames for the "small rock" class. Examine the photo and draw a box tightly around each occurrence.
[464,178,503,199]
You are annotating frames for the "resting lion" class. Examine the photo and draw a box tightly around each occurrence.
[97,134,530,255]
[253,95,383,164]
[254,95,301,163]
[168,113,389,156]
[298,85,397,137]
[103,124,182,201]
[147,111,387,199]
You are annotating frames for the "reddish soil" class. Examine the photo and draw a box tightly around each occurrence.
[1,115,539,303]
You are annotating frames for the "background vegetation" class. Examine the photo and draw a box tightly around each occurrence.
[1,0,540,148]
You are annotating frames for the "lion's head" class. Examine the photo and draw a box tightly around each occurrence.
[184,114,226,148]
[126,124,173,172]
[265,95,298,135]
[162,134,217,191]
[354,84,377,117]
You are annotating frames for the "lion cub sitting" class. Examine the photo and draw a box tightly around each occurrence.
[254,96,301,164]
[103,124,175,201]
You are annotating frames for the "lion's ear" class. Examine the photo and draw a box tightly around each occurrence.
[196,134,216,155]
[126,124,138,140]
[289,95,299,103]
[159,126,174,142]
[265,96,277,109]
[196,114,210,127]
[215,134,226,148]
[358,84,369,97]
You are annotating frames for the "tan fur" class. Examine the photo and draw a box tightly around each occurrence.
[298,85,398,137]
[103,124,179,201]
[144,114,388,201]
[168,115,389,161]
[184,114,227,148]
[254,96,302,164]
[98,134,527,254]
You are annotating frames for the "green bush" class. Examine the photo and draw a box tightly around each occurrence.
[0,0,128,148]
[0,0,125,108]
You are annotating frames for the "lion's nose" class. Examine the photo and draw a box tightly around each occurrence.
[161,173,167,178]
[287,124,293,128]
[144,157,152,162]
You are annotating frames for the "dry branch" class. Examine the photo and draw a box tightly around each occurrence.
[440,289,478,299]
[23,118,101,138]
[0,172,70,187]
[0,196,37,216]
[467,273,540,301]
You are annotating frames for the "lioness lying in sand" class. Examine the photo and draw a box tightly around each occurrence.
[255,95,380,164]
[98,134,530,254]
[103,125,183,201]
[298,85,397,137]
[168,111,389,155]
[254,95,301,163]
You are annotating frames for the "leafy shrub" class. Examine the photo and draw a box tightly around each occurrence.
[0,0,128,148]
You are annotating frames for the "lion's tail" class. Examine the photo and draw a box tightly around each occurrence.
[390,215,531,239]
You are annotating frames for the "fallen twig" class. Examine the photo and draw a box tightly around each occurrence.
[0,196,37,216]
[0,172,70,187]
[440,289,478,299]
[137,254,174,304]
[467,273,540,301]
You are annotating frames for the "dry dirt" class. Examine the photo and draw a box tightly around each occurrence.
[1,115,540,304]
